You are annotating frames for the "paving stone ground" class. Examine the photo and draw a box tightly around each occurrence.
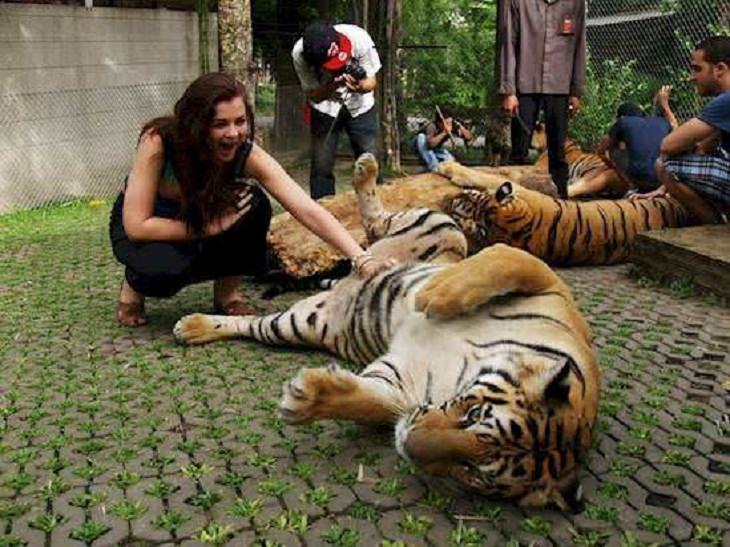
[1,201,730,547]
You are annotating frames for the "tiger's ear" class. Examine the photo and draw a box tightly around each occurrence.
[495,181,513,202]
[522,357,572,407]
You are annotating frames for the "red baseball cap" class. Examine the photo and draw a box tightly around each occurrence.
[321,33,353,72]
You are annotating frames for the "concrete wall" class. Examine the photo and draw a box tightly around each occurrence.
[0,3,218,213]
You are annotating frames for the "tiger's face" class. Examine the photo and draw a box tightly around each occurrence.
[395,355,592,508]
[442,182,535,253]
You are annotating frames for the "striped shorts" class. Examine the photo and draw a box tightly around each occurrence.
[664,150,730,207]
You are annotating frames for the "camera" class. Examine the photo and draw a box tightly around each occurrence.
[342,58,367,81]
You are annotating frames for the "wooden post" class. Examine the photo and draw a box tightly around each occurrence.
[218,0,254,99]
[370,0,402,172]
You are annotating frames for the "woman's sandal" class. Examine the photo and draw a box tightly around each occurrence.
[116,300,148,327]
[213,298,259,316]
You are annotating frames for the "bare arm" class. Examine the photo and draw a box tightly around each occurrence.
[456,122,474,142]
[245,144,364,260]
[123,133,251,242]
[660,105,679,131]
[426,123,450,149]
[122,133,191,242]
[345,74,376,93]
[307,78,344,103]
[308,74,377,103]
[593,134,614,157]
[660,118,718,156]
[655,85,679,130]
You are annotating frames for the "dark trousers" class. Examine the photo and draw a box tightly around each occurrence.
[109,190,271,298]
[510,94,570,198]
[310,105,378,199]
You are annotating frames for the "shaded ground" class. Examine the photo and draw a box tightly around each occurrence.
[1,199,730,547]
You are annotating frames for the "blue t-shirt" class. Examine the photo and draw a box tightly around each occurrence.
[609,115,671,182]
[698,90,730,154]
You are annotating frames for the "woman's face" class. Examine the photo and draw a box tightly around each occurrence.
[209,96,248,164]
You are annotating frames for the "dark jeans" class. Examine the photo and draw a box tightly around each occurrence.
[510,94,570,198]
[310,105,378,199]
[109,189,271,298]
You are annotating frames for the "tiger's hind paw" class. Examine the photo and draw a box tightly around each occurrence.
[279,364,357,424]
[437,160,471,187]
[353,153,379,190]
[173,313,225,345]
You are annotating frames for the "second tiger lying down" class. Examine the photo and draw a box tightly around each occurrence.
[438,161,691,265]
[174,154,600,508]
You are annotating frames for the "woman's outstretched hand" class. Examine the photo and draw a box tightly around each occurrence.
[352,251,398,280]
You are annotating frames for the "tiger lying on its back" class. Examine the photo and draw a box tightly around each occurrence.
[439,161,691,265]
[174,154,600,508]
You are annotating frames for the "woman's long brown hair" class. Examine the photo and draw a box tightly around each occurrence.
[140,72,255,235]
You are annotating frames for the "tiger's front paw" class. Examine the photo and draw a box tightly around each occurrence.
[279,364,357,424]
[173,313,224,345]
[416,269,487,320]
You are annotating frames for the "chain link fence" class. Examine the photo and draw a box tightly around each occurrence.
[0,2,214,214]
[2,2,728,214]
[0,82,189,214]
[586,0,727,121]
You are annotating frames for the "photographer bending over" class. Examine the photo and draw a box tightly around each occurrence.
[292,21,381,199]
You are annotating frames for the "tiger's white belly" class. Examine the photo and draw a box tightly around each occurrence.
[384,297,591,407]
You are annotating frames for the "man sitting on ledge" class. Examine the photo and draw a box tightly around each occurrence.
[633,36,730,224]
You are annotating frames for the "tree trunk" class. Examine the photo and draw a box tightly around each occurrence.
[218,0,254,97]
[271,0,307,151]
[368,0,403,172]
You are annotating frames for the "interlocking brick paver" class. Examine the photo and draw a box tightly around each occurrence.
[4,205,730,546]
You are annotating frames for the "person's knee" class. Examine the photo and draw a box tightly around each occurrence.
[126,268,186,298]
[659,159,683,192]
[414,133,427,153]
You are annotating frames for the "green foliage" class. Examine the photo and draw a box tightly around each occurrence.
[229,497,263,519]
[28,513,66,533]
[347,501,379,521]
[69,520,110,543]
[256,83,276,118]
[638,512,670,534]
[108,500,147,521]
[450,522,487,547]
[321,525,361,546]
[196,521,234,546]
[569,57,650,150]
[301,486,335,507]
[153,510,191,532]
[693,525,723,546]
[402,0,498,119]
[398,512,433,536]
[270,509,309,534]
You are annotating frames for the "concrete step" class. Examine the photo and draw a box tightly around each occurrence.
[631,224,730,299]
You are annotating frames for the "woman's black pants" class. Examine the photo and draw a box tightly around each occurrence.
[109,189,271,298]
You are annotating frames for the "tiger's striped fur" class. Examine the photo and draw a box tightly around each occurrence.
[174,154,600,507]
[535,139,609,186]
[439,161,691,265]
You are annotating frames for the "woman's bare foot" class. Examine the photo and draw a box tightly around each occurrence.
[213,276,257,315]
[117,278,147,326]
